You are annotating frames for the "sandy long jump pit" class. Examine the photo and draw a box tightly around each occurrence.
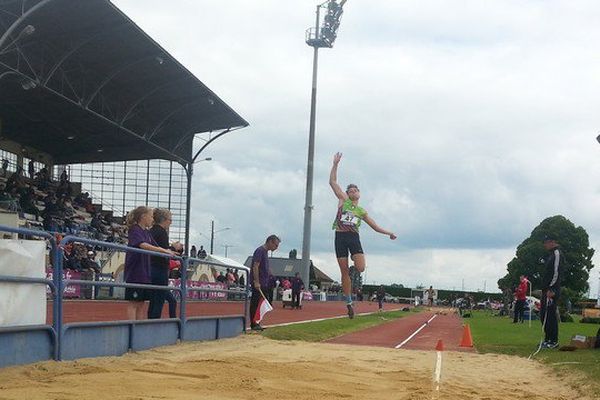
[0,335,590,400]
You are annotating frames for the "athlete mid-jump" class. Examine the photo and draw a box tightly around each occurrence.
[329,152,396,319]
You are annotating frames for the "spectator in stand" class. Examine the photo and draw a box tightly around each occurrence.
[35,166,50,190]
[6,166,25,192]
[81,250,101,274]
[148,208,178,319]
[376,284,385,312]
[0,186,19,212]
[18,188,40,221]
[198,245,207,259]
[226,268,235,285]
[1,159,8,177]
[513,275,528,323]
[42,198,60,232]
[190,245,197,258]
[238,272,245,287]
[59,169,69,183]
[28,160,35,179]
[62,243,82,271]
[216,271,226,283]
[91,213,108,238]
[124,206,174,320]
[233,269,239,285]
[291,272,304,310]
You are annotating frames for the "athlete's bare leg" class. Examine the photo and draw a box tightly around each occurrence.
[351,253,366,272]
[337,257,350,295]
[337,257,355,318]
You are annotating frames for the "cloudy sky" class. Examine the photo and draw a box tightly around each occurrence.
[114,0,600,294]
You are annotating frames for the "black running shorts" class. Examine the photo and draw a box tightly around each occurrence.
[334,231,364,259]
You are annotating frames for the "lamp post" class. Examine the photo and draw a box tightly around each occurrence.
[301,0,348,287]
[210,220,230,255]
[183,157,212,256]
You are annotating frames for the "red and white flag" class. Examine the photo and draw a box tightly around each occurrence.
[254,290,273,324]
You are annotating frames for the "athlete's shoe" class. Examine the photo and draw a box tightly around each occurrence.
[546,341,559,349]
[250,323,264,331]
[347,303,355,319]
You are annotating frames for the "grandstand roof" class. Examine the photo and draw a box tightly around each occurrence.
[0,0,248,165]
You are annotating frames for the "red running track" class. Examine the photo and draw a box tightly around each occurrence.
[47,300,402,325]
[48,301,469,353]
[326,310,474,352]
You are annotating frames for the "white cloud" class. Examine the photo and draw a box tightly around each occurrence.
[113,0,600,295]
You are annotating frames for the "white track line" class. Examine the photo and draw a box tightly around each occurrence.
[245,307,404,331]
[394,314,437,349]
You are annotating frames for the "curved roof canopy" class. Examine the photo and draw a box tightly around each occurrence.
[0,0,248,165]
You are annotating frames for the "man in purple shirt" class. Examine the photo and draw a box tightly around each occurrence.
[249,234,280,331]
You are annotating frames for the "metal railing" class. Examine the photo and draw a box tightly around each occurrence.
[0,225,250,367]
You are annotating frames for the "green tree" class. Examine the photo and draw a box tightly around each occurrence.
[498,215,594,301]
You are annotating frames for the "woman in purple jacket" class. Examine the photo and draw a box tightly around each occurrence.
[125,206,174,320]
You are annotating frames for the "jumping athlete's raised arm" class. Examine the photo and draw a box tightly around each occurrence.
[363,214,397,240]
[330,152,347,205]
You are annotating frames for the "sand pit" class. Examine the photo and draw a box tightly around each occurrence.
[0,336,590,400]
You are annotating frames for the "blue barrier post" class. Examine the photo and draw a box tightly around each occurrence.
[53,238,64,360]
[179,257,188,340]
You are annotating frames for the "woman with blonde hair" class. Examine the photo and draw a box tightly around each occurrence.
[125,206,174,320]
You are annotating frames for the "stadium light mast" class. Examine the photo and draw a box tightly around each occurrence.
[301,0,347,287]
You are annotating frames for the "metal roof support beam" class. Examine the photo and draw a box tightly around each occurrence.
[192,127,236,162]
[145,101,199,141]
[0,60,189,165]
[118,76,188,124]
[83,54,160,108]
[0,0,55,50]
[42,24,130,86]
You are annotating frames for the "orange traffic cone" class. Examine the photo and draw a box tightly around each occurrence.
[435,339,444,351]
[460,324,473,347]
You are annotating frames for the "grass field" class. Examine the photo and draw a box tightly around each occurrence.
[468,310,600,396]
[262,309,413,342]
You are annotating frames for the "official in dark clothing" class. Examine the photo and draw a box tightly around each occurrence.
[540,235,563,348]
[291,272,304,309]
[148,208,178,319]
[376,285,385,312]
[249,235,280,331]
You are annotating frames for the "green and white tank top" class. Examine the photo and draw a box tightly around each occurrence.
[332,198,367,233]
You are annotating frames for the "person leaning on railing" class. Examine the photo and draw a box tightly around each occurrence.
[124,206,175,320]
[147,208,179,319]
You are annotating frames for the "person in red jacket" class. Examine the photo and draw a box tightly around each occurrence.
[513,275,528,323]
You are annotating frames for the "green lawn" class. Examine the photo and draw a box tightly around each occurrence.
[468,311,600,396]
[261,309,413,342]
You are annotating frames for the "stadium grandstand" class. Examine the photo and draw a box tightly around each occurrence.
[0,0,250,367]
[0,0,248,246]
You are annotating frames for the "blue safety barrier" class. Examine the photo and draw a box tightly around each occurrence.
[0,225,250,368]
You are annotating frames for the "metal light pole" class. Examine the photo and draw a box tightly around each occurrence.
[210,220,230,255]
[183,157,211,256]
[301,0,347,288]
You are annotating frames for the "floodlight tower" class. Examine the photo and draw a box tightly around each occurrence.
[301,0,347,287]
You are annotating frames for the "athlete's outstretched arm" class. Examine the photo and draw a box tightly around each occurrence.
[329,152,347,202]
[363,215,397,240]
